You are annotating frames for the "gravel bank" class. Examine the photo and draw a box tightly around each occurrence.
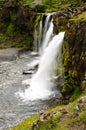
[0,48,23,61]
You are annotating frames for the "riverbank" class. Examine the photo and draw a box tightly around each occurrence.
[10,94,86,130]
[0,48,23,61]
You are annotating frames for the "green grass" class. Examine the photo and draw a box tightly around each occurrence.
[36,113,62,130]
[0,33,9,43]
[69,12,86,23]
[9,93,86,130]
[42,0,83,12]
[6,23,15,37]
[10,114,39,130]
[70,86,81,102]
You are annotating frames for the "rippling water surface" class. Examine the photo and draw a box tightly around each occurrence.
[0,51,59,130]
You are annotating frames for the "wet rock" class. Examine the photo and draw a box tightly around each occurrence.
[78,96,86,104]
[31,111,52,129]
[23,69,34,75]
[23,64,38,75]
[54,5,86,20]
[74,96,86,113]
[59,108,68,114]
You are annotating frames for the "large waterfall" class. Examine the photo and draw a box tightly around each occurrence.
[16,14,65,101]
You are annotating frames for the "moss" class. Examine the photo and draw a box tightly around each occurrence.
[70,86,81,101]
[12,33,33,49]
[32,4,47,13]
[0,22,8,33]
[34,15,41,29]
[10,11,17,22]
[57,18,69,32]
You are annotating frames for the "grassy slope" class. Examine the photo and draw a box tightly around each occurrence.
[42,0,83,12]
[9,114,39,130]
[10,92,86,130]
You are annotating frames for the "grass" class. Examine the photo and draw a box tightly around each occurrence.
[10,114,39,130]
[69,12,86,23]
[9,92,86,130]
[42,0,83,12]
[36,113,62,130]
[0,33,9,43]
[38,96,86,130]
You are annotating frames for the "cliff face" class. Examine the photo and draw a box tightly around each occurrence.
[62,22,86,100]
[53,5,86,100]
[0,4,38,49]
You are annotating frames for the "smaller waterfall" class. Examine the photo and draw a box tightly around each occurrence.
[33,13,53,54]
[17,32,65,101]
[39,17,43,48]
[33,29,38,52]
[43,13,52,40]
[42,19,54,53]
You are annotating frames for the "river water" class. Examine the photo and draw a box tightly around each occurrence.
[0,51,60,130]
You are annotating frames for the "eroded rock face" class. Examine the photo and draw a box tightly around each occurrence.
[0,4,38,35]
[53,5,86,99]
[15,8,37,34]
[62,22,86,98]
[53,5,86,20]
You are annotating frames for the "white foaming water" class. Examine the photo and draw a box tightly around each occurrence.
[16,32,65,101]
[33,13,53,54]
[39,17,43,48]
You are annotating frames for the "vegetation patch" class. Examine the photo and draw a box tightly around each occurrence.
[10,114,39,130]
[69,12,86,23]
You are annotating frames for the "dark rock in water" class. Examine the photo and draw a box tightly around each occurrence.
[23,69,34,75]
[34,64,39,69]
[23,62,39,75]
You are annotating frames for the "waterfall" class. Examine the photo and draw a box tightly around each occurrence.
[33,13,53,54]
[41,19,54,53]
[43,13,52,40]
[38,17,43,48]
[33,29,38,52]
[16,14,65,101]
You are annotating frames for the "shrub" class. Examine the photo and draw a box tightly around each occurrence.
[32,4,46,12]
[6,23,15,37]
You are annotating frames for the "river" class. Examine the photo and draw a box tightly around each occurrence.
[0,50,60,130]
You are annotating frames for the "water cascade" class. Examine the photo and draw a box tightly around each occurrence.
[41,19,54,53]
[16,14,65,101]
[33,29,38,52]
[33,13,53,54]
